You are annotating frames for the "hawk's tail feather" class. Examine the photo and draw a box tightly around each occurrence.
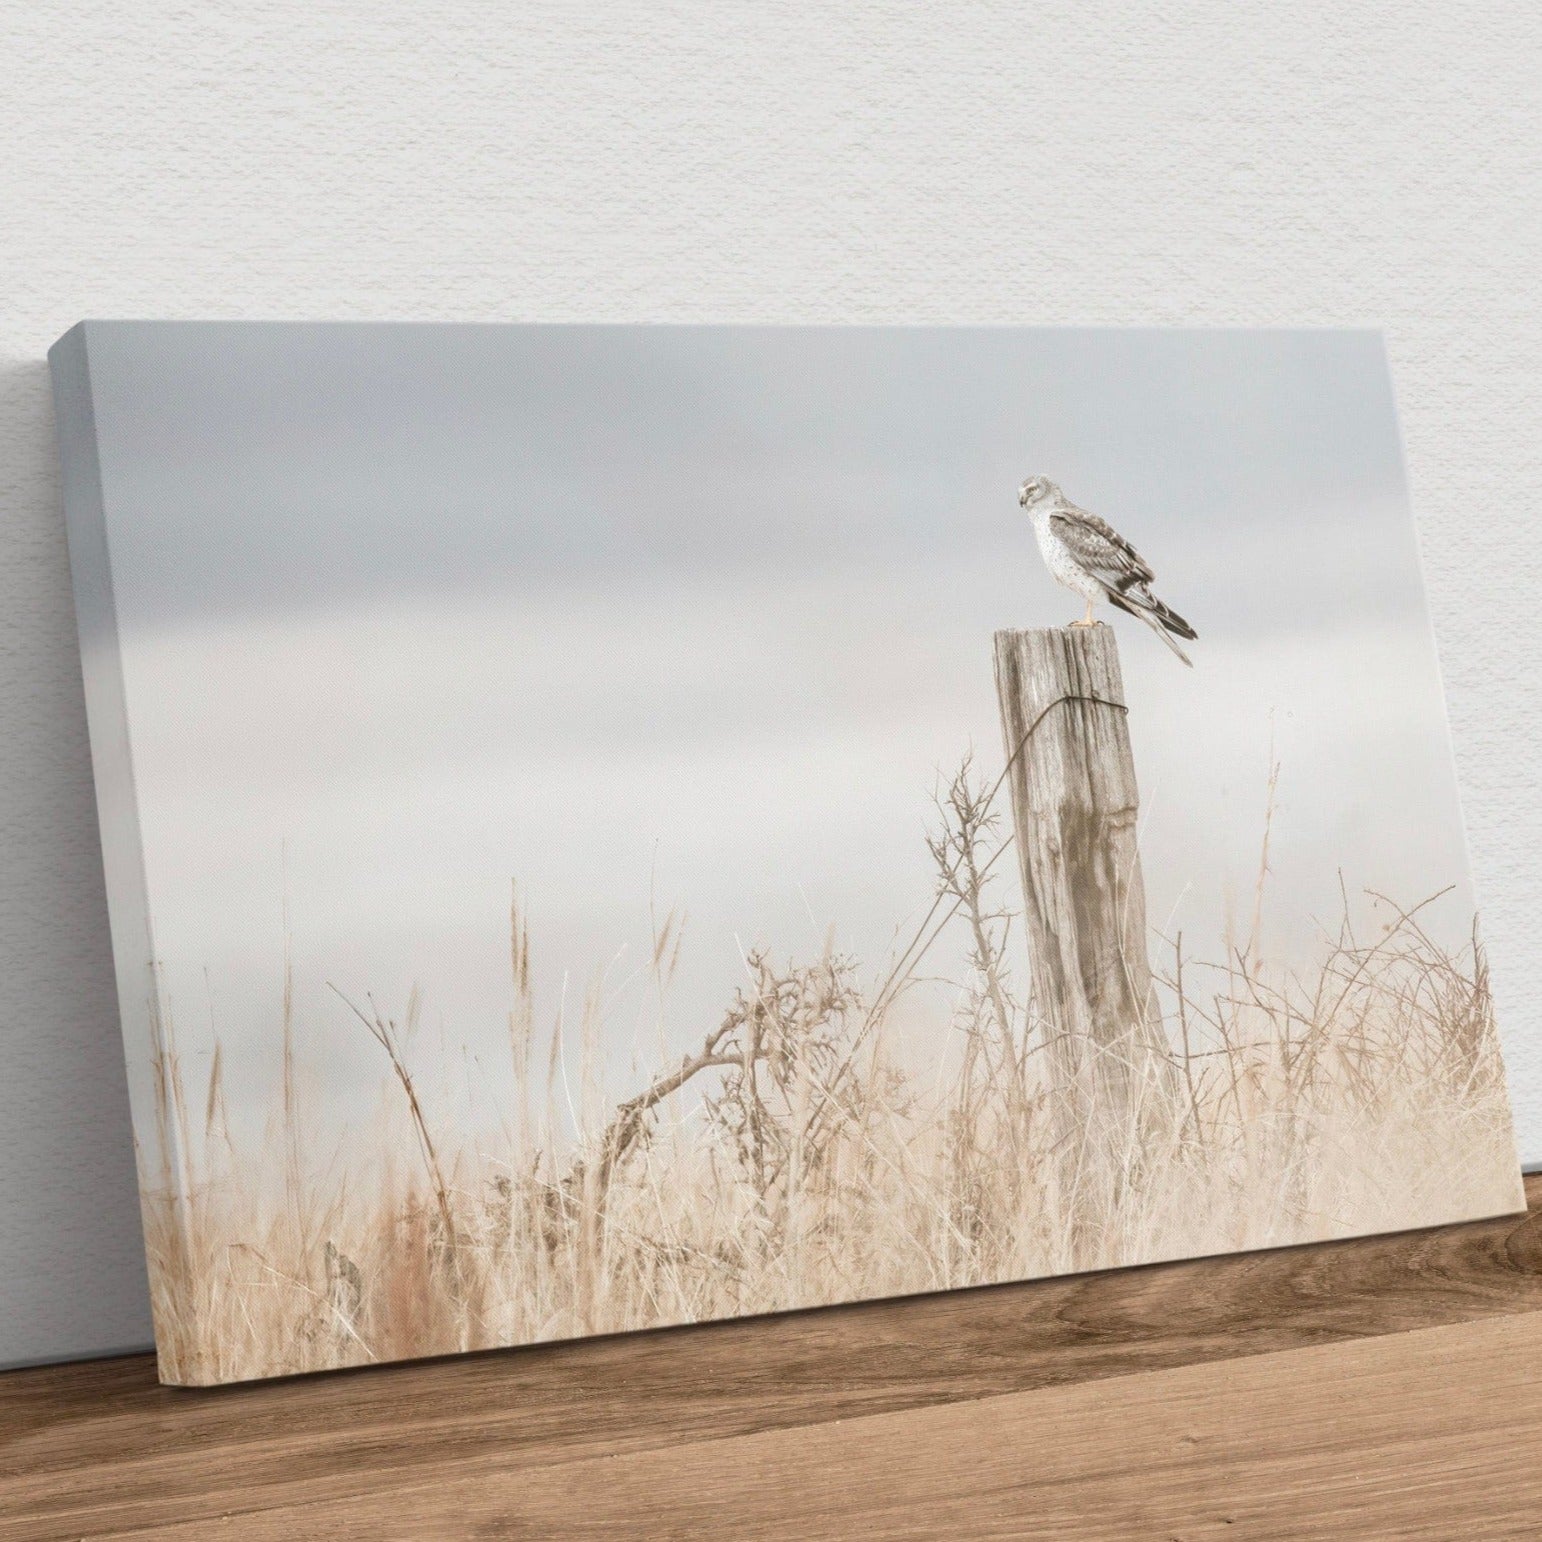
[1145,613,1193,667]
[1139,591,1197,641]
[1106,587,1195,666]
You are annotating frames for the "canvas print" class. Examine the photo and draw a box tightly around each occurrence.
[51,323,1523,1385]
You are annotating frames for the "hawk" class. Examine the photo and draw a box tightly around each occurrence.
[1018,477,1197,666]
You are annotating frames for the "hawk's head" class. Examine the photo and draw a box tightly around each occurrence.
[1018,476,1054,509]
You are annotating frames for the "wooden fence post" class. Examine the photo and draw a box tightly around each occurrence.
[993,627,1176,1229]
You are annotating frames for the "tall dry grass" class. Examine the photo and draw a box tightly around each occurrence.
[138,762,1521,1385]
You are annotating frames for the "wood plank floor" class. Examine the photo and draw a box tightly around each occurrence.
[3,1174,1539,1540]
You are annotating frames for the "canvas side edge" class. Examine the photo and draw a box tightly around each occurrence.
[1375,334,1533,1183]
[49,324,190,1377]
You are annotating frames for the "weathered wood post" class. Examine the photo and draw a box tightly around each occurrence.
[993,627,1176,1239]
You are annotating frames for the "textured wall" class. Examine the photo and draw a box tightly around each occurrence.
[2,2,1538,1368]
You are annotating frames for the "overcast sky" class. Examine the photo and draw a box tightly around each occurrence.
[80,322,1473,1156]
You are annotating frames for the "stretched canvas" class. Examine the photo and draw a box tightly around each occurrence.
[51,322,1523,1385]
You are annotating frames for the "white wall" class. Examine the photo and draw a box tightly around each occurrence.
[3,1,1538,1369]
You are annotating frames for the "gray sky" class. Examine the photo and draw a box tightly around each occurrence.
[81,323,1473,1155]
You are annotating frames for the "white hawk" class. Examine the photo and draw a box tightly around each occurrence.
[1018,477,1197,667]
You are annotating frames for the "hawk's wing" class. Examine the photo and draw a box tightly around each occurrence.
[1050,502,1197,665]
[1048,506,1155,594]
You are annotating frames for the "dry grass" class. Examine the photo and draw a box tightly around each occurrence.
[137,764,1521,1385]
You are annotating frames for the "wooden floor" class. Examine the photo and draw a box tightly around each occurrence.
[4,1175,1540,1539]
